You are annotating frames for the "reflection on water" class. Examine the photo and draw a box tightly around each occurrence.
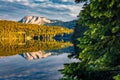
[0,53,78,80]
[0,21,75,80]
[0,34,73,56]
[0,33,76,80]
[20,51,52,60]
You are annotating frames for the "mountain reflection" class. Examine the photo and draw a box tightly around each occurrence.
[20,51,52,60]
[0,34,73,56]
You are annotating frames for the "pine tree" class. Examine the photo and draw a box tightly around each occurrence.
[61,0,120,80]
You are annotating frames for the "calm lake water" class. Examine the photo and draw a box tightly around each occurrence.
[0,36,77,80]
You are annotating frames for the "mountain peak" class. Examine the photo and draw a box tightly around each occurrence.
[19,15,51,25]
[19,15,76,28]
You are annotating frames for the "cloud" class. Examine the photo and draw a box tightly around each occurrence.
[0,0,83,21]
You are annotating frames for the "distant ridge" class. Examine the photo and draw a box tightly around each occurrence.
[45,20,76,29]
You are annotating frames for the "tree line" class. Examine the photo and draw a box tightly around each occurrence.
[0,20,73,39]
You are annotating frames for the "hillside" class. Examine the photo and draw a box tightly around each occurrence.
[0,20,73,39]
[45,20,76,29]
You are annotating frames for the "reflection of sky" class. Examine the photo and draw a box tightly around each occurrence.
[0,53,78,80]
[0,0,83,21]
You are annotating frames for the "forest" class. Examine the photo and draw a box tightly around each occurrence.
[0,20,73,40]
[61,0,120,80]
[0,20,73,56]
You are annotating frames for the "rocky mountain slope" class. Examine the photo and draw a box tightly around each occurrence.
[19,16,51,25]
[19,16,76,28]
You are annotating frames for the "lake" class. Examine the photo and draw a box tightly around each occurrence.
[0,35,77,80]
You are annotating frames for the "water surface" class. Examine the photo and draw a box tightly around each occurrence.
[0,36,77,80]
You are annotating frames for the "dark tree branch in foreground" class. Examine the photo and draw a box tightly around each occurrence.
[75,0,87,3]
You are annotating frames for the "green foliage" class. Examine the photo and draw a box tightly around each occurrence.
[77,0,120,68]
[61,0,120,80]
[113,75,120,80]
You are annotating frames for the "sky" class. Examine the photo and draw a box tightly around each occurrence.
[0,0,83,21]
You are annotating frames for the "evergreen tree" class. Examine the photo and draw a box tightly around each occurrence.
[61,0,120,80]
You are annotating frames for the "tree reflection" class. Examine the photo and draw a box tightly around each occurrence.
[0,34,73,56]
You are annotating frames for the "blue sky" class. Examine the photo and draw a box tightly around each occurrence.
[0,0,83,21]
